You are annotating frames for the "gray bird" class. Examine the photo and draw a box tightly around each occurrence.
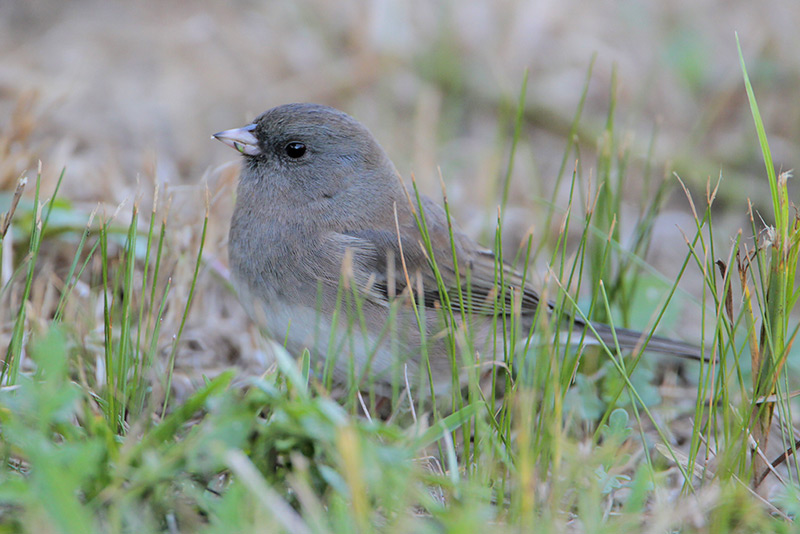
[213,103,702,396]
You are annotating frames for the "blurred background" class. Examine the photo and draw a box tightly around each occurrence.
[1,0,798,389]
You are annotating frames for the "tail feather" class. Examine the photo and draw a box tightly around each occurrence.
[587,322,707,362]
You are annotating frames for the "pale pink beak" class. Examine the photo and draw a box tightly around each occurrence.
[212,123,261,156]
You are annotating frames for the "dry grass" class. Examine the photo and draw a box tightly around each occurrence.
[1,1,800,531]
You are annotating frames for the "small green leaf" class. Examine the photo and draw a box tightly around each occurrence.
[412,401,485,449]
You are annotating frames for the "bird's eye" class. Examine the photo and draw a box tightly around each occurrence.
[285,142,306,159]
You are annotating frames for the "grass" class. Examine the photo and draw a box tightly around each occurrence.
[0,50,799,533]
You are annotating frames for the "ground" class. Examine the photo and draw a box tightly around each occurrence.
[1,0,799,531]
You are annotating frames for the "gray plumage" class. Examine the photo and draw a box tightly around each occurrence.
[214,103,702,395]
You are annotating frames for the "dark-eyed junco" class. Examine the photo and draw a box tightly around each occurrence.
[213,103,702,395]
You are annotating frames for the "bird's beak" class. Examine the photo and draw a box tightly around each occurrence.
[212,123,261,156]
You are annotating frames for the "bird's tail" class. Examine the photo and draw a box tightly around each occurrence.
[586,321,706,361]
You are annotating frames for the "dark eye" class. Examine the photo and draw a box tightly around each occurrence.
[285,142,306,158]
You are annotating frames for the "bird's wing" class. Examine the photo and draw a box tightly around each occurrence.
[319,193,543,319]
